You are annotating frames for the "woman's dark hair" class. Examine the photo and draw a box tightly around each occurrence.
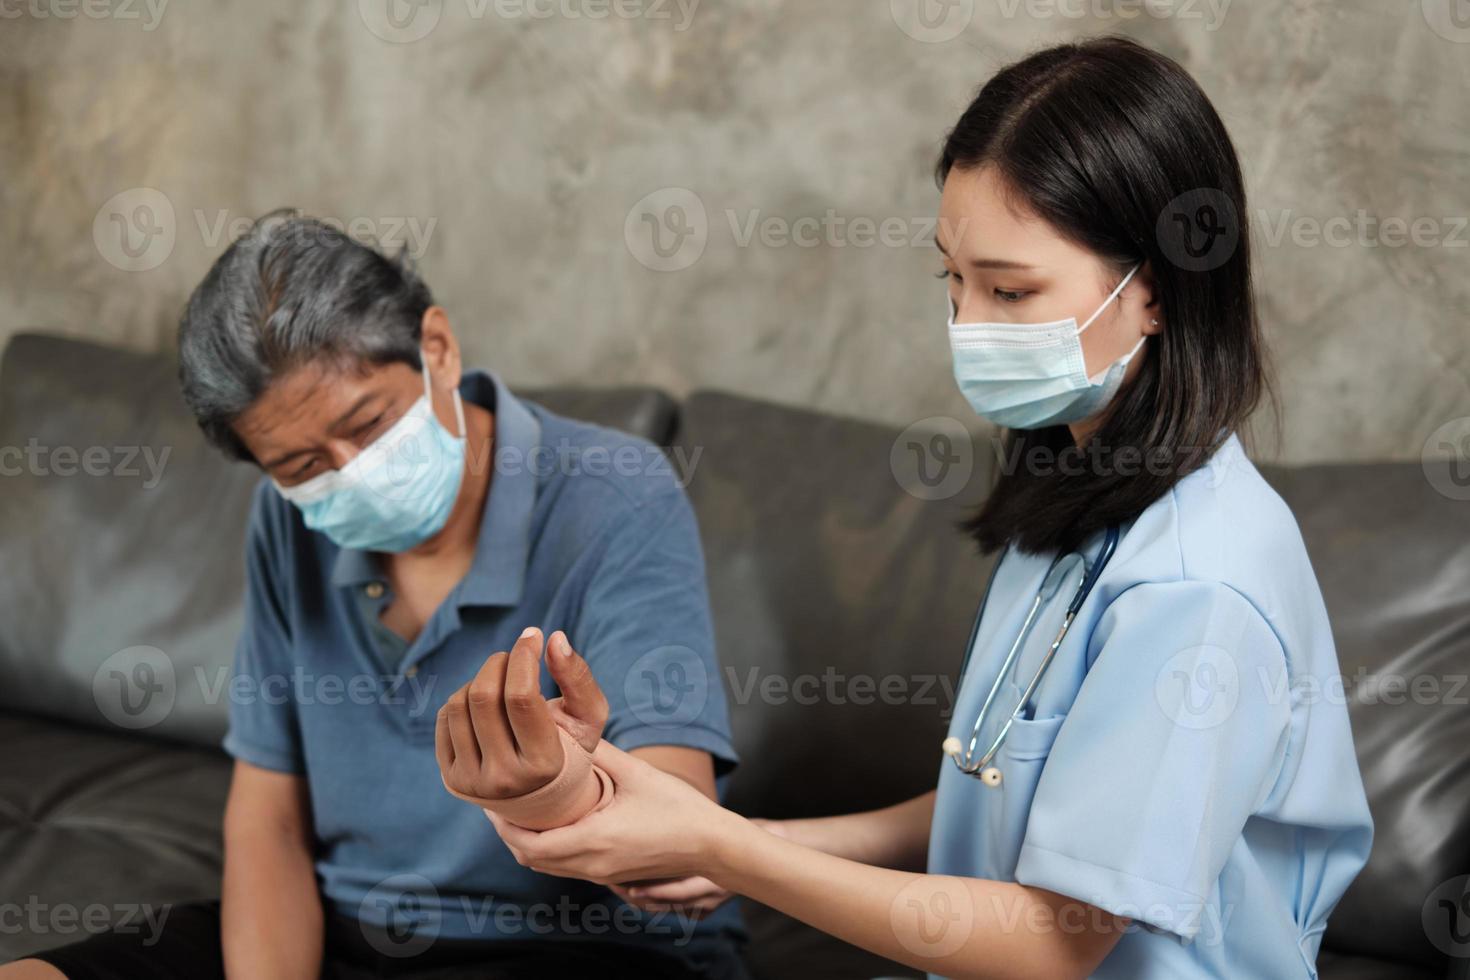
[938,36,1272,555]
[177,209,433,462]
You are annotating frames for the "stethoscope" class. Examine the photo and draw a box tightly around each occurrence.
[942,525,1120,788]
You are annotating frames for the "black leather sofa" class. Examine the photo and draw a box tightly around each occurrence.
[1,332,1467,979]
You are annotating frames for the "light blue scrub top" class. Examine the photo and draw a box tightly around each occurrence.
[929,435,1373,979]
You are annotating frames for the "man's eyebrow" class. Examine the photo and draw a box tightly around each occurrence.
[328,392,379,433]
[258,393,379,470]
[260,446,311,470]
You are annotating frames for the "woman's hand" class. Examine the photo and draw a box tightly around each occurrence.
[436,627,608,805]
[609,820,790,917]
[486,740,743,886]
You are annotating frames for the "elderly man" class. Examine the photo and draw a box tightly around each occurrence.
[3,213,743,980]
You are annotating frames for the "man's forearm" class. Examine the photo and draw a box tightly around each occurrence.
[221,831,323,980]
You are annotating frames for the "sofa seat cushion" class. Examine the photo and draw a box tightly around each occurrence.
[0,710,230,961]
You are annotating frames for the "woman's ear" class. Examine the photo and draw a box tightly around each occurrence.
[419,306,463,390]
[1137,261,1165,336]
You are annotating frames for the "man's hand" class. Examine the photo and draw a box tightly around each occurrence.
[436,627,609,805]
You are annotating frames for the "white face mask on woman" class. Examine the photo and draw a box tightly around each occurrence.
[947,263,1145,430]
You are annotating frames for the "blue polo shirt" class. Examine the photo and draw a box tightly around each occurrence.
[222,371,743,968]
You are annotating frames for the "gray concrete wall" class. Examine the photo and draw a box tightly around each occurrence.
[1,0,1466,463]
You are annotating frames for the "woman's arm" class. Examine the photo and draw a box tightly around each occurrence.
[492,745,1126,980]
[613,791,935,915]
[774,790,936,870]
[708,815,1124,980]
[221,761,322,980]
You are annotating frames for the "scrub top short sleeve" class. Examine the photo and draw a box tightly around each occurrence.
[1013,579,1292,941]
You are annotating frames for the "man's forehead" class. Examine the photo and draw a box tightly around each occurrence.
[233,359,413,451]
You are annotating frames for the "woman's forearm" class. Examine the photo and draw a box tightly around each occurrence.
[704,814,1122,980]
[775,790,935,870]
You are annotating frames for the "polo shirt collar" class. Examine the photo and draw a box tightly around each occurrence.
[329,370,541,609]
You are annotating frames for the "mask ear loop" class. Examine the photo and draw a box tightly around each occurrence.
[1077,263,1142,334]
[422,351,468,439]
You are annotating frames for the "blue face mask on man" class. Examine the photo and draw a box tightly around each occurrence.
[273,353,467,553]
[947,264,1145,430]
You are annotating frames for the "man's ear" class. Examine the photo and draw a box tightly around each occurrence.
[419,306,463,390]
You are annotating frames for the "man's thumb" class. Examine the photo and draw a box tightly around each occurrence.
[546,631,608,728]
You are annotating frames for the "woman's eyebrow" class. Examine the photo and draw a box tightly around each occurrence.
[932,237,1037,271]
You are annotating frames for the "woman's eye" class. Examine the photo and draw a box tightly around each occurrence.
[936,269,961,283]
[995,288,1029,303]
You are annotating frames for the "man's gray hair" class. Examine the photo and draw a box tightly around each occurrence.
[177,209,434,462]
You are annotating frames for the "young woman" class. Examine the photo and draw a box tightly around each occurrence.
[450,37,1374,979]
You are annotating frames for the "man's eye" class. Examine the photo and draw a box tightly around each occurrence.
[291,459,321,480]
[995,288,1029,303]
[354,414,386,441]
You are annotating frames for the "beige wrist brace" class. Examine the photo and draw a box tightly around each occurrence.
[479,727,615,831]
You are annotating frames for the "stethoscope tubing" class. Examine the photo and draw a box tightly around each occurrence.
[948,525,1120,780]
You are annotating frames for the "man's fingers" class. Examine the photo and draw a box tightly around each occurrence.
[466,653,514,769]
[627,876,725,904]
[442,685,482,771]
[434,705,455,772]
[546,630,609,733]
[504,628,560,770]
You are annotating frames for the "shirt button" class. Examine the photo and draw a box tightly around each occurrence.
[364,582,385,599]
[405,666,419,678]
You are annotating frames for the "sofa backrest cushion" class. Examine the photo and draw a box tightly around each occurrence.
[0,332,677,748]
[1263,460,1470,971]
[676,391,999,819]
